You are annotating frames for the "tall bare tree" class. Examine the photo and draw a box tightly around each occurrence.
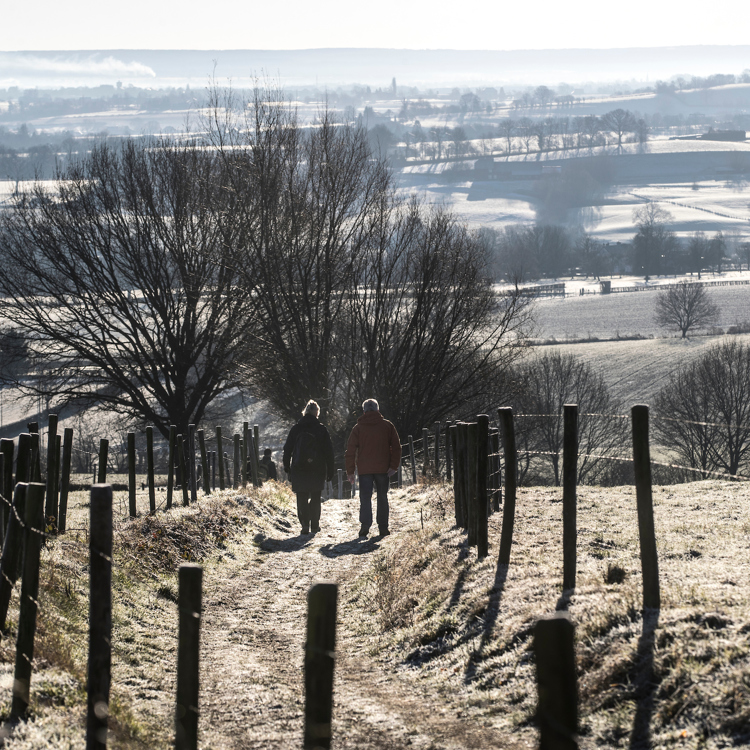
[0,138,250,437]
[654,283,719,338]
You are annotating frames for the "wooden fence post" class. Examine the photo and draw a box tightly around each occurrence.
[632,405,661,610]
[233,434,240,489]
[498,407,517,566]
[146,427,156,514]
[446,422,453,482]
[128,432,137,518]
[0,439,13,537]
[476,415,489,560]
[54,435,61,520]
[253,425,261,485]
[10,482,45,722]
[211,451,216,491]
[87,484,112,750]
[242,422,249,487]
[15,433,31,486]
[177,435,189,507]
[422,427,429,476]
[198,430,210,496]
[454,423,467,529]
[304,582,338,750]
[490,429,502,512]
[97,439,108,484]
[0,455,4,545]
[216,427,225,491]
[45,414,58,529]
[224,454,230,488]
[466,422,478,547]
[188,425,197,506]
[59,428,73,533]
[534,613,578,750]
[0,483,27,630]
[337,469,343,499]
[167,426,177,511]
[408,436,417,485]
[176,564,203,750]
[563,405,578,592]
[29,425,41,482]
[434,422,441,479]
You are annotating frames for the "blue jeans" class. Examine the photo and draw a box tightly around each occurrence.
[359,473,389,531]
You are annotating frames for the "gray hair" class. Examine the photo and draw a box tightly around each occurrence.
[362,398,379,412]
[303,399,320,417]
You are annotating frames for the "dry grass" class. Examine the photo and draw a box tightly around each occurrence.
[354,481,750,749]
[0,481,295,748]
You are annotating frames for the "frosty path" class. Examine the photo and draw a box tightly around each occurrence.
[196,489,517,749]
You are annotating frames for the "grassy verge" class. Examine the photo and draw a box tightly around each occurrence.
[350,481,750,749]
[0,481,294,748]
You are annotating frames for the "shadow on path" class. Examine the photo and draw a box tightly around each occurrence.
[252,532,315,554]
[630,608,660,750]
[464,561,509,684]
[318,537,382,557]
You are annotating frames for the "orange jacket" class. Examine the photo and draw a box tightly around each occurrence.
[345,411,402,476]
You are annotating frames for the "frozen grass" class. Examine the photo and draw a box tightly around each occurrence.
[352,481,750,749]
[0,481,295,748]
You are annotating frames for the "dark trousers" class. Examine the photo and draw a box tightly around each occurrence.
[296,490,322,530]
[359,473,389,531]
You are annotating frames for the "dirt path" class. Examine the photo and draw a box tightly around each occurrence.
[197,490,520,750]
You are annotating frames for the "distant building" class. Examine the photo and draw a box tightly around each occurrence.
[700,128,746,142]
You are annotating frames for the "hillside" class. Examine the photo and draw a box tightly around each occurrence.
[0,478,747,748]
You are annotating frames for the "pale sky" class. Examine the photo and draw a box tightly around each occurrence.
[2,0,749,51]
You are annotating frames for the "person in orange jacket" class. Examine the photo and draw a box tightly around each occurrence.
[345,398,401,538]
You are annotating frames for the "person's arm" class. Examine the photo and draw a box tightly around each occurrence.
[389,424,402,473]
[344,426,358,483]
[323,427,335,481]
[283,427,296,474]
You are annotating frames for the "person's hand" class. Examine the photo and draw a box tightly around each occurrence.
[347,474,355,485]
[387,468,397,477]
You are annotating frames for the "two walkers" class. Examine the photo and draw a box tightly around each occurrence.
[283,398,401,538]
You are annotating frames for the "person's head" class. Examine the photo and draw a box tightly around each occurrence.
[362,398,379,413]
[303,399,320,418]
[263,448,272,458]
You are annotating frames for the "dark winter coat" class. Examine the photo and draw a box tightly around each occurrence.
[283,414,335,494]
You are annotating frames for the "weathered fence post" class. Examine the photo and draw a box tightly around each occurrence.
[454,423,467,529]
[10,482,45,722]
[54,435,61,519]
[398,464,402,489]
[167,426,177,511]
[216,427,225,491]
[188,425,197,505]
[476,415,489,560]
[0,439,13,537]
[87,484,112,750]
[490,429,502,512]
[0,482,27,630]
[97,439,108,484]
[408,435,417,485]
[59,428,73,533]
[146,426,156,515]
[29,425,41,482]
[422,428,430,476]
[15,433,31,486]
[233,434,240,489]
[434,422,441,479]
[211,451,216,491]
[0,455,4,545]
[304,582,338,750]
[534,612,578,749]
[45,413,58,529]
[177,435,189,507]
[563,405,578,592]
[631,405,661,610]
[128,432,137,518]
[337,469,343,499]
[466,422,478,547]
[175,564,203,750]
[224,453,230,488]
[242,422,250,487]
[498,407,517,566]
[198,430,210,496]
[446,422,453,482]
[253,425,261,486]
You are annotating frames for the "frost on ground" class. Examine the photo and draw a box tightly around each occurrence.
[0,478,747,748]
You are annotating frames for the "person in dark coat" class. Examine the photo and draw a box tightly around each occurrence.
[283,399,335,535]
[260,448,277,481]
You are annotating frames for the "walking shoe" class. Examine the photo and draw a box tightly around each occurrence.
[301,525,309,535]
[311,526,320,534]
[358,525,369,537]
[379,528,391,537]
